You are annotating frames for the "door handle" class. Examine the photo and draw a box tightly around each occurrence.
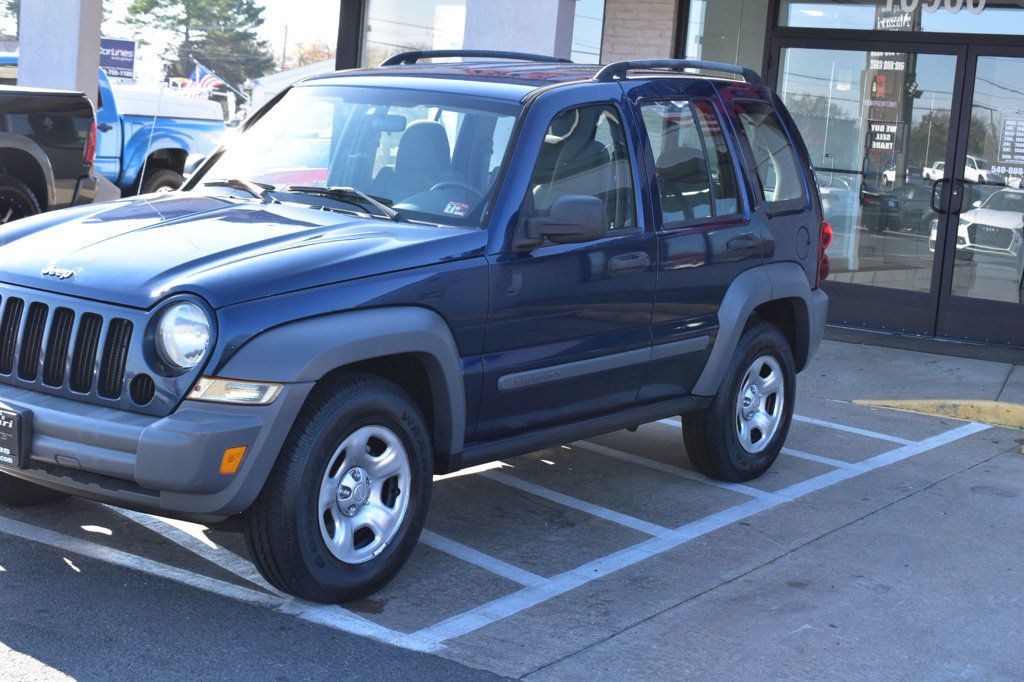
[97,123,113,132]
[931,179,949,213]
[608,251,651,275]
[727,232,758,251]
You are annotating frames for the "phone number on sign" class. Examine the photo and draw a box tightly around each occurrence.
[886,0,986,12]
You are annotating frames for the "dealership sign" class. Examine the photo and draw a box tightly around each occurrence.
[100,38,136,80]
[884,0,986,13]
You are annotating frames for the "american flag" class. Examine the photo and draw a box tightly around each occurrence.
[187,61,225,91]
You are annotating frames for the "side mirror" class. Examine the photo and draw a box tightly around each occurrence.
[520,195,607,249]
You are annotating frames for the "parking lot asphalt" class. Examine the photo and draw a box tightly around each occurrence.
[2,340,1022,680]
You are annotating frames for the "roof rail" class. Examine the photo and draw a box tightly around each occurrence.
[380,50,572,67]
[593,59,763,86]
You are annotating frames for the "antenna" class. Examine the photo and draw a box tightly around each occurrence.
[136,86,164,195]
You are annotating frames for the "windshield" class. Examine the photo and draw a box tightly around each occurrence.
[198,84,520,225]
[982,189,1024,212]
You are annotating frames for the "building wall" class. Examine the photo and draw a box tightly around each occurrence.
[600,0,678,63]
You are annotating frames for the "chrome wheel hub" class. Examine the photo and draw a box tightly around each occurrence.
[318,425,412,564]
[735,355,785,454]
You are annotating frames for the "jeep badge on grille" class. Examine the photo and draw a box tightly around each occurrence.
[41,266,74,280]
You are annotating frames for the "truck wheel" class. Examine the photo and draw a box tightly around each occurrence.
[682,321,795,482]
[243,373,432,603]
[0,473,68,507]
[0,174,42,224]
[140,169,184,194]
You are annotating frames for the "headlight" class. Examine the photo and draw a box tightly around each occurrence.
[157,301,211,370]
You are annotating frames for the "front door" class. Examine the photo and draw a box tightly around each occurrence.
[474,98,658,441]
[936,48,1024,344]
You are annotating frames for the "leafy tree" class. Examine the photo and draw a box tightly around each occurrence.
[283,40,335,70]
[126,0,274,87]
[0,0,18,40]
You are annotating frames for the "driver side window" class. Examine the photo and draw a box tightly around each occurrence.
[527,104,637,231]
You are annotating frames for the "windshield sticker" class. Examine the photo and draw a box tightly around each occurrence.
[443,201,469,217]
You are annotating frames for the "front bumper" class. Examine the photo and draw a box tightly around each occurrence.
[0,382,313,521]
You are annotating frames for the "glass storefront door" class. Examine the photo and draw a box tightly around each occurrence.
[937,50,1024,344]
[774,41,966,334]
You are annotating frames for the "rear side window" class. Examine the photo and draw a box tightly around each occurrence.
[641,99,741,226]
[733,101,806,209]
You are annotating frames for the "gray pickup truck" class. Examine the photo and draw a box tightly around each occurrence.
[0,85,98,223]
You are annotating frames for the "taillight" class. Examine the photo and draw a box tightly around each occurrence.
[816,220,832,287]
[84,119,97,166]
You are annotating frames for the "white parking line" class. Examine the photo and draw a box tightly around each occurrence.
[792,415,913,445]
[415,421,988,645]
[658,414,914,446]
[482,470,671,537]
[576,440,775,500]
[781,447,859,470]
[109,506,285,597]
[420,530,546,587]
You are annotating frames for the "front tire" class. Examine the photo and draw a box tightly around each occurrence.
[0,473,68,507]
[243,373,432,603]
[683,321,796,482]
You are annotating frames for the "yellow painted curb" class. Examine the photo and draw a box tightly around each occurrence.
[853,399,1024,430]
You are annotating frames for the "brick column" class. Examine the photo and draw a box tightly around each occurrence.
[600,0,678,63]
[463,0,576,59]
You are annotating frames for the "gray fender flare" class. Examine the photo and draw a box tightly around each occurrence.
[219,307,466,456]
[0,133,57,208]
[692,262,824,397]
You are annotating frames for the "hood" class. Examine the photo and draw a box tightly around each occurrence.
[0,192,485,309]
[962,207,1023,230]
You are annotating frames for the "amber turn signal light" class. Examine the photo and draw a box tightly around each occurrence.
[220,446,248,475]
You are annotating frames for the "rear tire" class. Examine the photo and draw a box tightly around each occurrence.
[243,373,432,603]
[0,174,42,224]
[683,321,796,482]
[139,169,184,194]
[0,473,68,507]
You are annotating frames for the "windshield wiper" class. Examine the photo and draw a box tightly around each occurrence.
[283,185,402,221]
[204,179,274,202]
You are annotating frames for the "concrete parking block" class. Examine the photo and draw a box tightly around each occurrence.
[426,474,650,577]
[501,445,751,528]
[344,543,521,633]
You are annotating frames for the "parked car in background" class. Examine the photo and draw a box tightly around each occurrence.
[921,156,1006,185]
[0,85,97,223]
[891,183,932,233]
[0,54,225,194]
[930,188,1024,260]
[881,164,909,188]
[0,53,828,603]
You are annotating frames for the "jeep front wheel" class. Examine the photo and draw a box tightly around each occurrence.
[682,322,795,482]
[243,373,432,603]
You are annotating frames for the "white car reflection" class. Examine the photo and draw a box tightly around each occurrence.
[929,188,1024,260]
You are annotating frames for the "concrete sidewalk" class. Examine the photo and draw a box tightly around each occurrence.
[803,339,1024,428]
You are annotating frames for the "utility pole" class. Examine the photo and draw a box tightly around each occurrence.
[281,25,288,69]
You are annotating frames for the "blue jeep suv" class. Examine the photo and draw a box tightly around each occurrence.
[0,52,829,602]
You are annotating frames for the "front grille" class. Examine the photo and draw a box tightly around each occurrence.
[970,224,1014,250]
[0,298,133,400]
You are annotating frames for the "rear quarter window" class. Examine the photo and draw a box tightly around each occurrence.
[732,101,807,212]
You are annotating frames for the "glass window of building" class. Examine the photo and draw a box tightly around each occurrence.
[362,0,467,67]
[571,0,606,63]
[780,1,1024,34]
[683,0,769,72]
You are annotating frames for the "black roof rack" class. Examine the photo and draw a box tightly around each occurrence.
[594,59,763,86]
[380,50,572,67]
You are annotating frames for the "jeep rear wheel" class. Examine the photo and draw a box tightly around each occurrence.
[0,174,42,225]
[682,322,796,482]
[0,472,68,507]
[243,373,432,603]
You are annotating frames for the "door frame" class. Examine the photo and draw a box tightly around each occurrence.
[935,43,1024,345]
[766,34,970,336]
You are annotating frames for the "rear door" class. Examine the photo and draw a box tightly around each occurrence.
[474,86,657,441]
[622,78,760,401]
